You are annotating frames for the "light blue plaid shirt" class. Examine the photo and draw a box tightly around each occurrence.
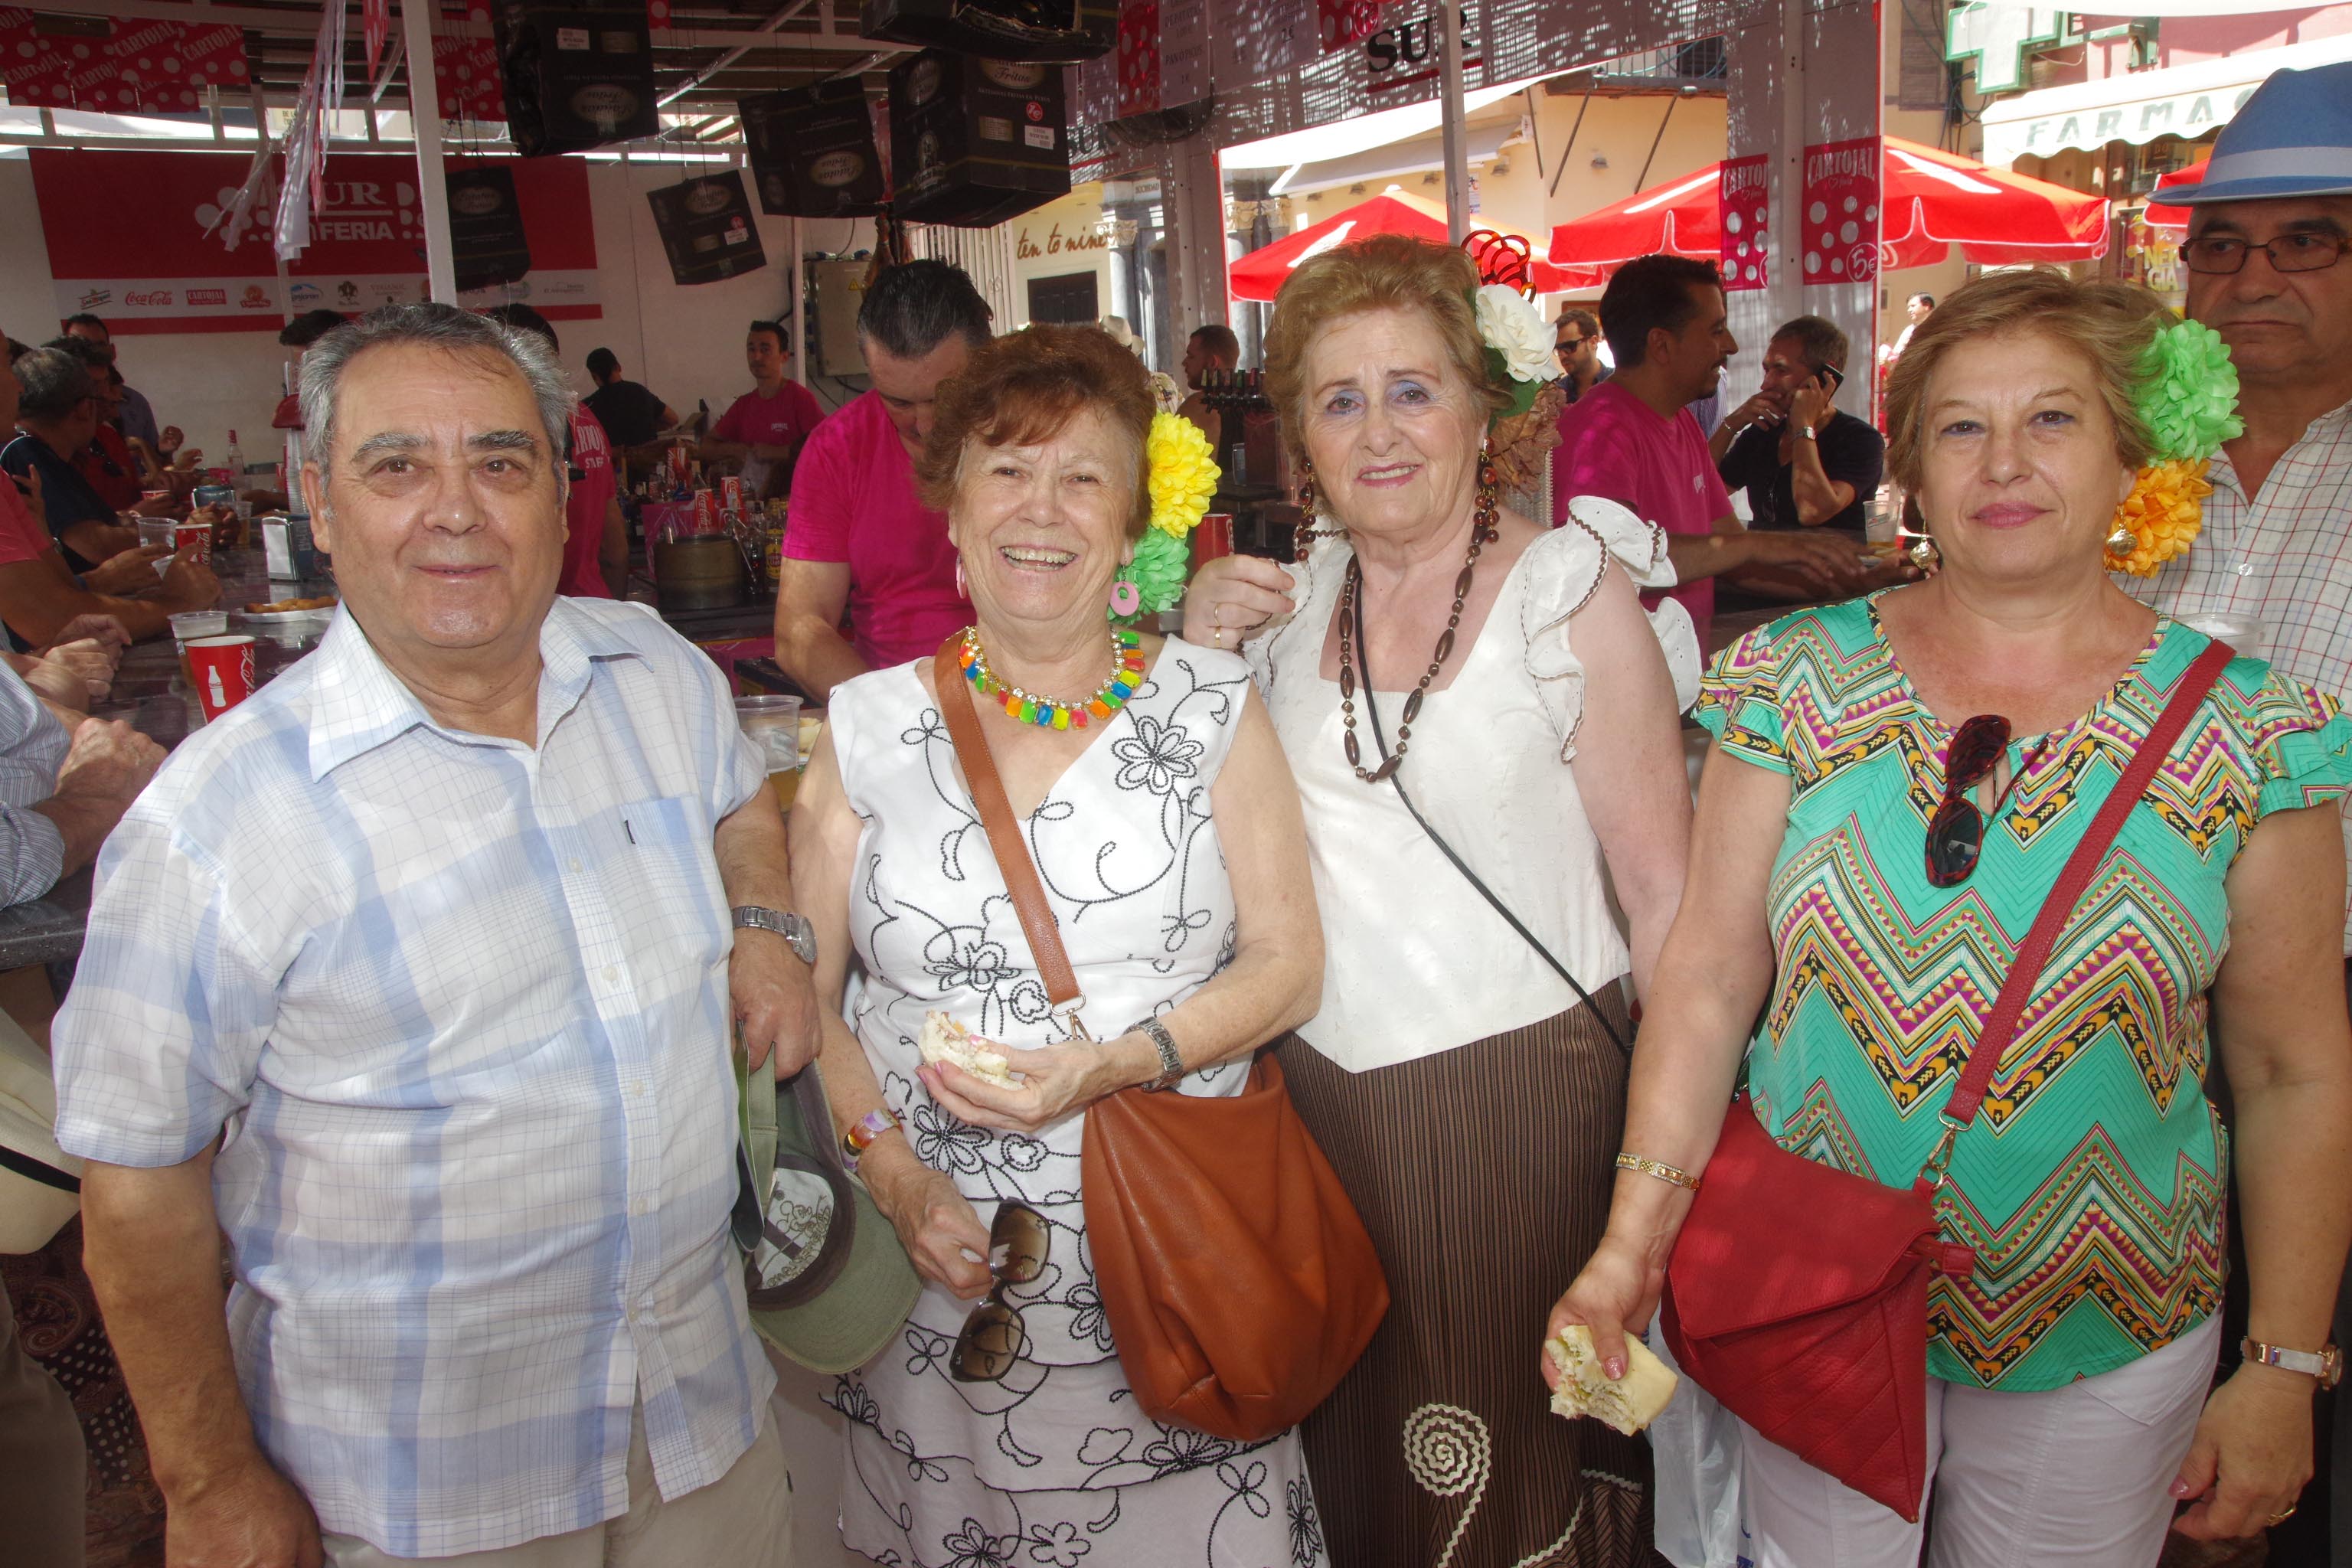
[52,596,775,1557]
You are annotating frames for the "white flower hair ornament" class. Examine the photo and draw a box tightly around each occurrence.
[1473,283,1556,419]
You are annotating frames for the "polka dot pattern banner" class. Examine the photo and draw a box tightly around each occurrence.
[1799,134,1882,286]
[432,1,503,124]
[1718,152,1769,292]
[0,5,249,113]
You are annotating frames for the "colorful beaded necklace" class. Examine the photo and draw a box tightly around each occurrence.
[959,626,1145,730]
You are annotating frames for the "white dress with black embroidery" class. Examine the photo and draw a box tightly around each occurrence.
[822,638,1328,1568]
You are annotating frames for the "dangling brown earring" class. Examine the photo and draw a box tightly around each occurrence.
[1295,460,1321,563]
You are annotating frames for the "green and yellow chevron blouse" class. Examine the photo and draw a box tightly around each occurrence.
[1696,593,2352,1391]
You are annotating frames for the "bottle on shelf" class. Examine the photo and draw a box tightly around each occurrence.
[224,428,243,479]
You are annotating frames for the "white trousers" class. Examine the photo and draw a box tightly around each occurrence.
[1740,1313,2222,1568]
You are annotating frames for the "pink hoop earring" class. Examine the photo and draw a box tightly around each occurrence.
[954,557,968,602]
[1109,579,1142,618]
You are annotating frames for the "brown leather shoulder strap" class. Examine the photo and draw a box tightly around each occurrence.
[933,635,1082,1008]
[1942,638,2234,1127]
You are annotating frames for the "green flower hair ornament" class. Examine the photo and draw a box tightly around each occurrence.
[2138,316,2243,464]
[1109,411,1220,623]
[1110,525,1193,624]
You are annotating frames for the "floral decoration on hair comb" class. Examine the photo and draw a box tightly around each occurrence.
[2107,317,2243,577]
[1471,283,1556,423]
[1111,412,1220,624]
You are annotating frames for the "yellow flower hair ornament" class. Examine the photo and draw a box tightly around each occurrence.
[1109,413,1221,623]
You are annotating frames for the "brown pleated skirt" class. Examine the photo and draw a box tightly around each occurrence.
[1279,998,1655,1568]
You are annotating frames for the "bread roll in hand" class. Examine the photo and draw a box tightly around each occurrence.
[1545,1325,1677,1435]
[919,1011,1018,1089]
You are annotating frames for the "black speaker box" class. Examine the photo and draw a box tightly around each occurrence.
[446,165,534,292]
[860,0,1113,64]
[645,170,770,286]
[495,1,658,157]
[887,50,1070,229]
[740,80,887,218]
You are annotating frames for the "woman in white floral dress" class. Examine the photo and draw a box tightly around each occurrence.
[789,324,1330,1568]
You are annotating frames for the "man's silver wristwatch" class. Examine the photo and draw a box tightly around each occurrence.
[1795,423,1818,442]
[732,905,815,965]
[2242,1337,2344,1390]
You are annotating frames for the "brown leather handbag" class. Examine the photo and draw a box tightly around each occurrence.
[933,637,1388,1442]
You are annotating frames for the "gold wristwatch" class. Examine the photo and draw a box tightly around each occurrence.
[2242,1338,2344,1390]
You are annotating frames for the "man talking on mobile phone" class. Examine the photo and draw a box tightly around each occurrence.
[1709,314,1885,537]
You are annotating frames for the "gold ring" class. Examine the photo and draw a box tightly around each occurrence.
[2269,1506,2297,1525]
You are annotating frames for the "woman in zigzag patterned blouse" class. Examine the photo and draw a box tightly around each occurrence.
[1551,270,2352,1566]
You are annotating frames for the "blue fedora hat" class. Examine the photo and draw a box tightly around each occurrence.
[2167,60,2352,205]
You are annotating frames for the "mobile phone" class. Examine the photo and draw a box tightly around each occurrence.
[1815,364,1845,391]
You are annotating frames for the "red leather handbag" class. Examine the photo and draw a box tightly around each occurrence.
[1660,639,2232,1520]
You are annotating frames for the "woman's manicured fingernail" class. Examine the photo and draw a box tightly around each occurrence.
[2169,1479,2190,1498]
[1605,1357,1625,1380]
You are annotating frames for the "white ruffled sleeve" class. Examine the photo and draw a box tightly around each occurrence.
[1522,495,1704,762]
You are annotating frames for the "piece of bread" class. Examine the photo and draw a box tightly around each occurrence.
[919,1011,1017,1088]
[1544,1325,1678,1435]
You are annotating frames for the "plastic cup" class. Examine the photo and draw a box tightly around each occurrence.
[174,521,214,566]
[186,634,256,720]
[169,609,228,684]
[733,694,802,804]
[2175,610,2268,663]
[1194,512,1234,567]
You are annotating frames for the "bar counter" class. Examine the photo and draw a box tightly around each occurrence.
[0,547,335,971]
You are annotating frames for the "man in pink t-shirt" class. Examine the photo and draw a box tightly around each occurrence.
[560,403,625,599]
[1552,256,1867,644]
[775,262,988,697]
[704,320,826,500]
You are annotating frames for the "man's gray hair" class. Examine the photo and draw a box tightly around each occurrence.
[299,302,574,481]
[12,347,96,422]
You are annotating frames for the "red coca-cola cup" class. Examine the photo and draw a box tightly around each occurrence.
[1193,513,1234,566]
[185,634,256,720]
[719,474,745,514]
[174,521,214,565]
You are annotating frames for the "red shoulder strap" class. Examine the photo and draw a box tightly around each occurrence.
[1942,639,2236,1127]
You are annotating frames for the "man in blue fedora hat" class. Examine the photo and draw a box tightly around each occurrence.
[2132,57,2352,1563]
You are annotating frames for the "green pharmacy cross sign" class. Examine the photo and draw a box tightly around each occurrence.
[1946,3,2067,96]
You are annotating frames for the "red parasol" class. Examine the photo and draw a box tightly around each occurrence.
[1546,137,2109,277]
[2141,156,2208,234]
[1229,188,1602,303]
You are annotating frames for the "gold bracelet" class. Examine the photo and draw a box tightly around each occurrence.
[1615,1152,1700,1191]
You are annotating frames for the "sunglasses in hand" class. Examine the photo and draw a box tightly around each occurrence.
[951,1200,1050,1383]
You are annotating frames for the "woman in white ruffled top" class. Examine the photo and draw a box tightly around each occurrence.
[1187,233,1699,1568]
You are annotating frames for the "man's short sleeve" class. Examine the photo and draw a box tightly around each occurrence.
[1717,426,1773,494]
[1821,417,1886,496]
[1696,427,1734,518]
[782,414,854,565]
[0,473,54,567]
[51,789,282,1167]
[786,383,824,443]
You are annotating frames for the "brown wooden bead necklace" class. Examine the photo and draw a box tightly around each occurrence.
[1334,467,1501,783]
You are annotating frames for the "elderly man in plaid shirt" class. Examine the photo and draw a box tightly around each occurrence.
[51,304,821,1566]
[2132,60,2352,1562]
